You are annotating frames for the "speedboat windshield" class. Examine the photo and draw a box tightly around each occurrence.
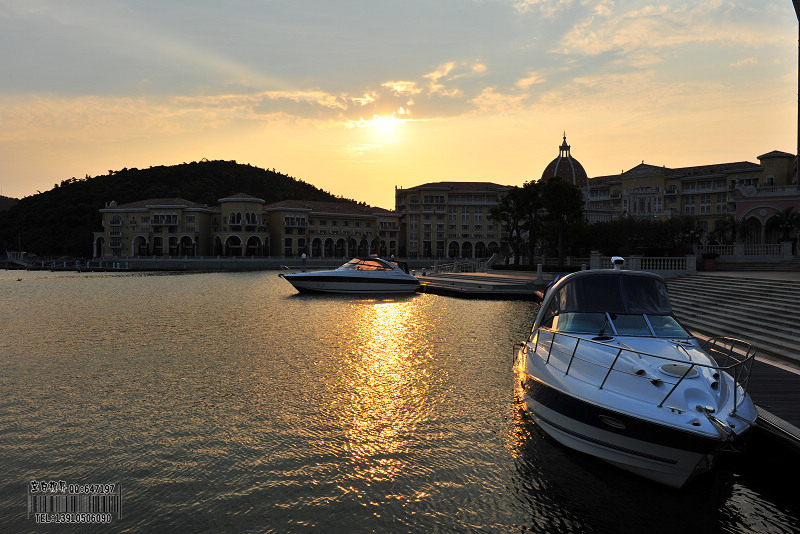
[548,312,689,338]
[336,258,396,271]
[555,274,672,314]
[540,272,688,338]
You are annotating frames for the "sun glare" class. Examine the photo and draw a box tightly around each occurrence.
[352,113,407,134]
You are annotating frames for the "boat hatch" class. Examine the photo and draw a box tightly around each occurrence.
[659,363,700,379]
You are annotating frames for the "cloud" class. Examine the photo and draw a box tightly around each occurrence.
[351,93,377,106]
[516,72,546,89]
[731,57,757,68]
[382,81,422,96]
[421,61,488,97]
[513,0,574,17]
[559,0,790,57]
[470,87,529,113]
[586,0,615,17]
[424,62,456,82]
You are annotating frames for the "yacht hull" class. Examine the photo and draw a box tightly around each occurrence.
[519,374,722,488]
[281,273,420,294]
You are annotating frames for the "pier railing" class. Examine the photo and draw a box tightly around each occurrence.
[430,260,487,273]
[698,242,793,261]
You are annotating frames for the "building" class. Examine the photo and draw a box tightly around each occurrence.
[734,151,799,244]
[93,193,270,259]
[538,136,799,243]
[264,200,400,258]
[394,182,512,259]
[216,193,270,256]
[541,134,589,188]
[94,196,398,260]
[585,151,798,242]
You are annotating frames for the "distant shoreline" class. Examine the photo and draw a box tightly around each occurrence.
[3,256,437,273]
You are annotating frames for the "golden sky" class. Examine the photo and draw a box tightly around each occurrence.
[1,0,797,209]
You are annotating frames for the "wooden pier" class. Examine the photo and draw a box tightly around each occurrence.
[744,357,800,450]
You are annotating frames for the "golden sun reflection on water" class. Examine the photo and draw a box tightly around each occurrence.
[334,298,435,483]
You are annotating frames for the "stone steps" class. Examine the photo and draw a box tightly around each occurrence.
[667,275,800,364]
[715,259,800,271]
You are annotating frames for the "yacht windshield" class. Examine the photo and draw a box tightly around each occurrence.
[544,273,687,338]
[551,312,689,338]
[555,273,672,314]
[337,258,394,271]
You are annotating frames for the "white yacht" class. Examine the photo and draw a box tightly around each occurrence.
[514,258,758,488]
[279,257,420,294]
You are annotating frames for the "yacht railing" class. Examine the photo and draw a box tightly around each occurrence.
[523,329,756,415]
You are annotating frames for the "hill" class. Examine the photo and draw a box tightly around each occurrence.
[0,160,353,257]
[0,195,18,212]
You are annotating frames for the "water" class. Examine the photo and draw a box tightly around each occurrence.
[1,270,798,533]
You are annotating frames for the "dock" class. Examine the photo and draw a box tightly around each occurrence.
[420,268,800,451]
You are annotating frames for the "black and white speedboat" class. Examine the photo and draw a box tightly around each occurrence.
[279,256,420,294]
[514,257,758,488]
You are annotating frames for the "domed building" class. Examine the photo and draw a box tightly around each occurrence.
[541,134,589,188]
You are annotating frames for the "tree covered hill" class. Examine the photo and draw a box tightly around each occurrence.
[0,160,354,257]
[0,195,17,212]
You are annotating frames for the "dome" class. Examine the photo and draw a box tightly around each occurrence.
[541,134,588,188]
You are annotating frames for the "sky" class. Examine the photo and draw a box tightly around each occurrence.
[0,0,798,209]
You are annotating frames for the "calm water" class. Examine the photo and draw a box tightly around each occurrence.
[1,270,799,533]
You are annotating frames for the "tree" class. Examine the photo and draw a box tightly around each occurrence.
[540,177,584,261]
[774,207,800,241]
[519,180,544,265]
[488,186,528,265]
